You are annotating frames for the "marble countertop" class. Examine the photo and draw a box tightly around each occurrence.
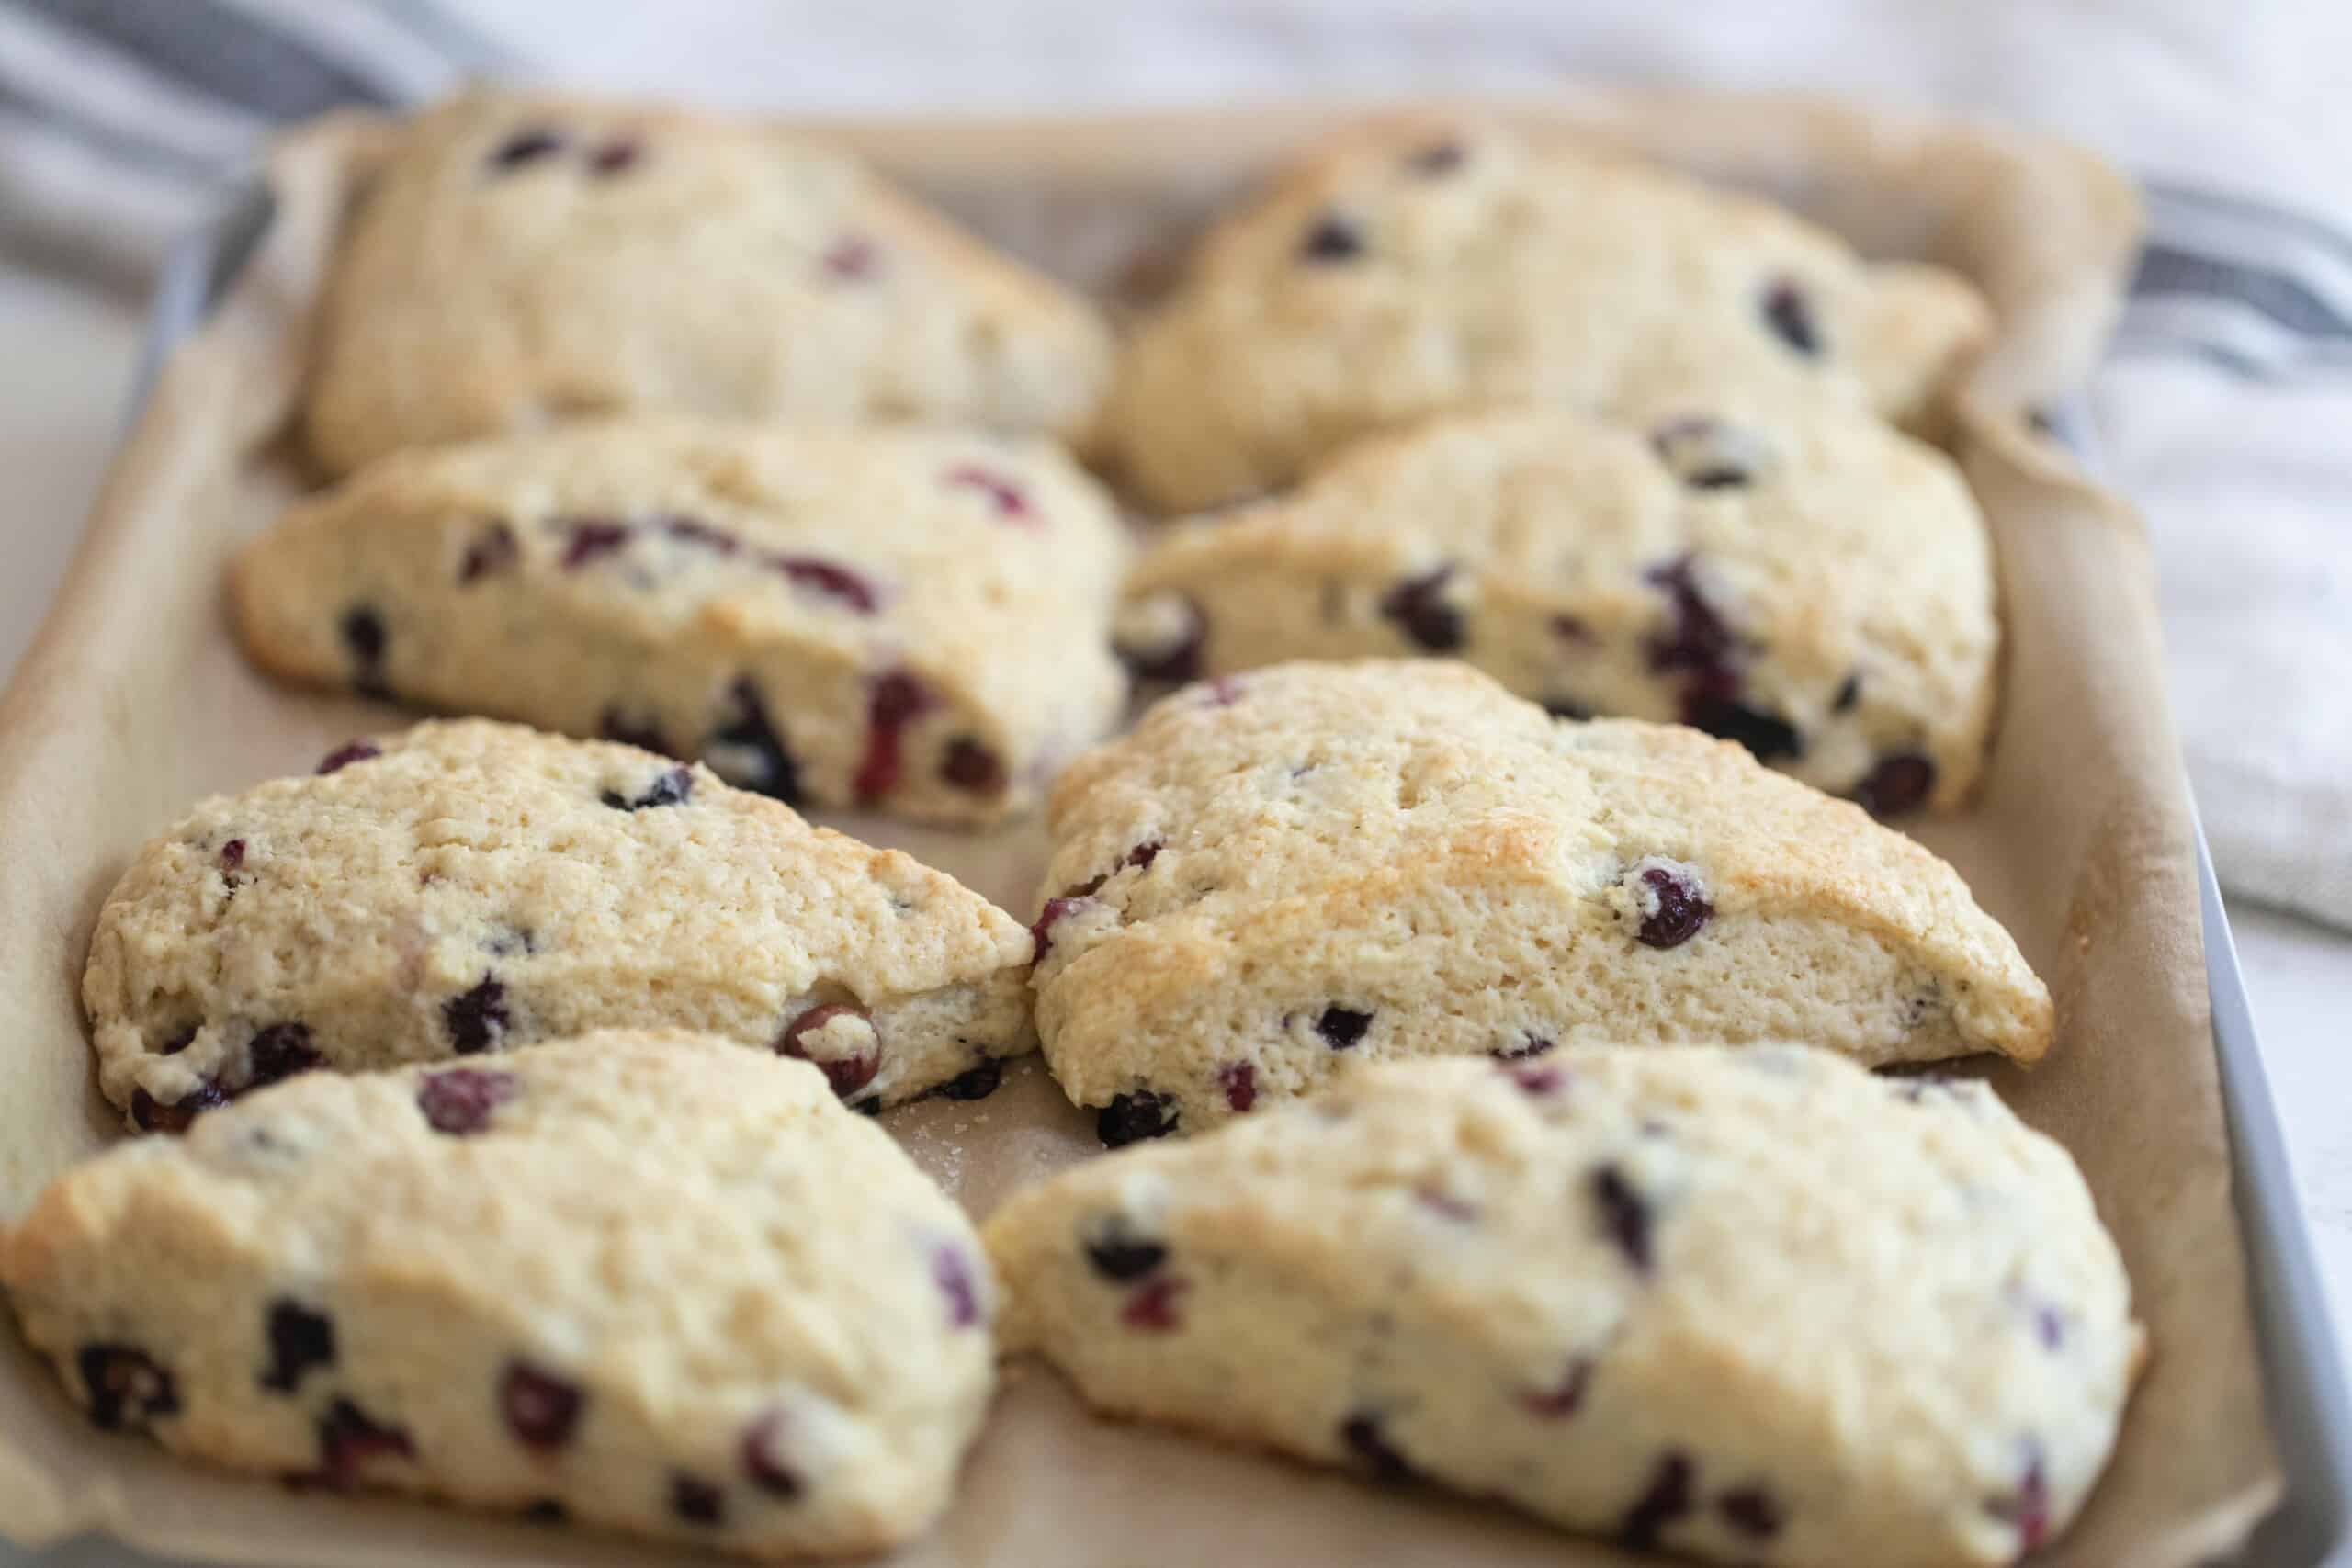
[4,253,2348,1422]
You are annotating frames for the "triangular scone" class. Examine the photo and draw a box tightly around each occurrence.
[1100,117,1987,513]
[85,720,1035,1130]
[1116,401,1996,812]
[234,421,1129,826]
[1033,661,2050,1142]
[304,89,1113,477]
[2,1033,996,1558]
[985,1049,2138,1567]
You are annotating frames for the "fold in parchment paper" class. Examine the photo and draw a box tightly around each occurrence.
[0,92,2282,1568]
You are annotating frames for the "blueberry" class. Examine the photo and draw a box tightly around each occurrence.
[245,1023,321,1089]
[337,606,390,699]
[458,522,518,584]
[130,1081,226,1133]
[933,1246,981,1328]
[773,1004,879,1098]
[1633,862,1713,949]
[1082,1219,1167,1282]
[1619,1450,1696,1551]
[941,737,1007,797]
[487,128,565,170]
[1762,278,1822,356]
[854,671,933,806]
[443,976,510,1055]
[1717,1484,1785,1540]
[1098,1089,1178,1146]
[77,1344,178,1430]
[943,465,1033,521]
[416,1068,518,1135]
[501,1362,584,1450]
[1852,752,1937,817]
[1340,1414,1414,1482]
[705,678,802,806]
[1121,1276,1186,1331]
[601,763,694,811]
[553,517,631,570]
[1315,1007,1374,1049]
[315,739,381,774]
[741,1409,802,1499]
[1590,1162,1654,1272]
[936,1060,1003,1101]
[1378,566,1464,652]
[1518,1357,1593,1419]
[1301,214,1365,262]
[772,555,879,614]
[670,1473,726,1527]
[260,1301,335,1393]
[1217,1060,1257,1111]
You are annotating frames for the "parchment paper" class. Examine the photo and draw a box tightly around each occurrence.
[0,91,2283,1567]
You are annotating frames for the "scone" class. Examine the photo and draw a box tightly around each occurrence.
[1115,401,1996,812]
[1033,660,2050,1143]
[304,88,1113,477]
[984,1048,2140,1568]
[1100,117,1988,513]
[85,720,1034,1131]
[2,1032,997,1558]
[234,421,1129,826]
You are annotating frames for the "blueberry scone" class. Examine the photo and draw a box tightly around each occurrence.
[1033,661,2050,1143]
[986,1048,2138,1567]
[1115,401,1996,812]
[234,421,1129,826]
[2,1032,997,1557]
[1100,117,1988,513]
[85,720,1034,1131]
[303,88,1113,477]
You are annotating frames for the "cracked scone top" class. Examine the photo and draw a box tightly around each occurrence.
[1100,117,1988,513]
[234,420,1129,825]
[1,1032,998,1558]
[1032,661,2051,1142]
[1117,400,1998,813]
[304,89,1114,477]
[85,720,1035,1130]
[984,1048,2140,1568]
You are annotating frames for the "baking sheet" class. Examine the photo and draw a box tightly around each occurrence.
[0,92,2290,1566]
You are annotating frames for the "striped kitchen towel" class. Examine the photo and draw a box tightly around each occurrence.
[1,0,2346,928]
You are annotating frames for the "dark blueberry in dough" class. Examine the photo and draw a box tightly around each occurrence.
[706,677,803,805]
[601,763,694,811]
[1590,1162,1655,1273]
[1518,1357,1593,1418]
[1985,1441,2052,1551]
[337,606,390,699]
[941,737,1007,797]
[245,1022,321,1089]
[130,1081,227,1133]
[219,839,246,875]
[1762,278,1823,356]
[772,555,879,614]
[311,1397,414,1487]
[1340,1413,1415,1483]
[1833,671,1861,713]
[1642,555,1736,676]
[417,1068,518,1135]
[1301,214,1365,262]
[823,235,879,281]
[741,1409,803,1499]
[1083,1218,1167,1282]
[1506,1063,1564,1097]
[487,127,565,170]
[501,1362,584,1450]
[1718,1484,1785,1539]
[1217,1060,1258,1112]
[854,671,934,805]
[554,517,632,570]
[260,1301,335,1393]
[587,137,640,175]
[1852,752,1937,817]
[933,1246,982,1328]
[774,1004,879,1098]
[1543,698,1592,721]
[1378,565,1464,652]
[1634,863,1713,949]
[315,739,381,774]
[944,464,1033,521]
[522,1498,569,1525]
[1687,694,1804,762]
[458,522,518,583]
[662,515,741,555]
[1098,1089,1178,1147]
[1316,1006,1374,1049]
[77,1344,178,1430]
[159,1023,198,1056]
[1493,1034,1554,1060]
[1121,1276,1186,1331]
[1030,894,1093,963]
[850,1097,883,1117]
[1408,141,1466,175]
[1125,840,1163,873]
[443,976,510,1056]
[670,1473,726,1527]
[1619,1450,1697,1551]
[936,1059,1003,1101]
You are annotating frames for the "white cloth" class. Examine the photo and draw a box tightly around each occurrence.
[5,0,2347,924]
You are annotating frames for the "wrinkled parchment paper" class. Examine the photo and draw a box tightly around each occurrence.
[0,92,2283,1567]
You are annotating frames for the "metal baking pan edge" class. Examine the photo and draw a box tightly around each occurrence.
[7,175,2346,1568]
